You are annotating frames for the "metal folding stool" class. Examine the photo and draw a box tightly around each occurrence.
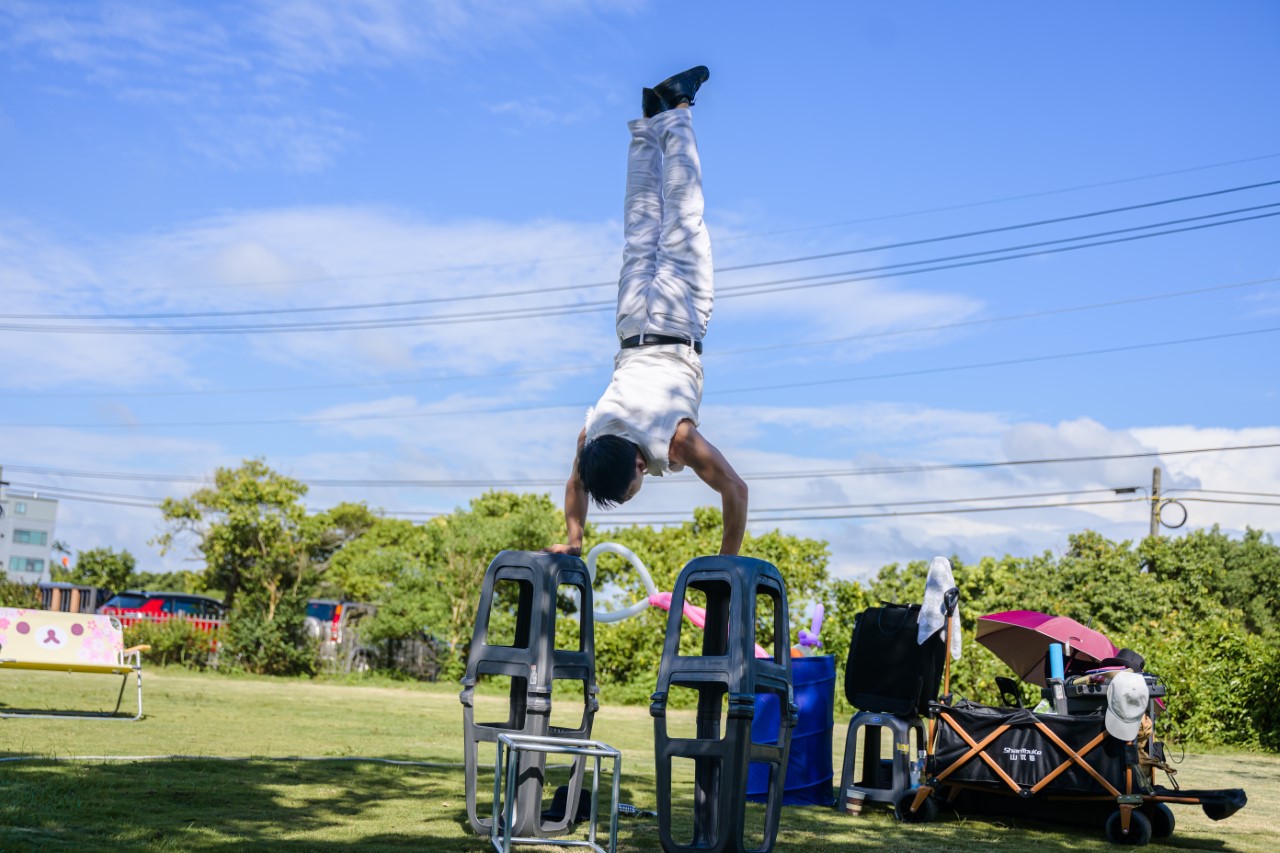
[492,734,621,853]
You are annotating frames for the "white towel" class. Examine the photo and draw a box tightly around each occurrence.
[918,555,962,659]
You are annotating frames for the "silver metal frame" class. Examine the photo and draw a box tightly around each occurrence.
[492,733,621,853]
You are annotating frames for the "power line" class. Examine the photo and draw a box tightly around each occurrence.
[720,152,1280,238]
[5,201,1274,338]
[6,322,1273,428]
[711,325,1280,397]
[0,483,1126,515]
[10,180,1277,321]
[716,207,1280,301]
[1175,497,1280,508]
[712,180,1280,274]
[0,485,1144,523]
[734,442,1280,482]
[603,487,1134,516]
[601,497,1145,526]
[716,274,1279,355]
[16,153,1279,299]
[7,441,1278,488]
[5,202,1278,338]
[15,486,1279,524]
[1167,488,1280,499]
[5,482,169,504]
[605,496,1280,525]
[8,274,1276,401]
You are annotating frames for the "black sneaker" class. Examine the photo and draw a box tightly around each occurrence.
[653,65,710,109]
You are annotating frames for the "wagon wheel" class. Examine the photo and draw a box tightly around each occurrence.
[894,789,938,823]
[1144,802,1175,838]
[1104,809,1152,846]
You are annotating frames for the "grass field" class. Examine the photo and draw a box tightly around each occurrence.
[1,668,1275,851]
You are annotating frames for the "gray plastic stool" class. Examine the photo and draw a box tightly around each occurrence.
[459,550,599,838]
[650,555,796,853]
[837,710,925,806]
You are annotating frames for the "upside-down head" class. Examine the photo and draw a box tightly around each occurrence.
[578,434,646,508]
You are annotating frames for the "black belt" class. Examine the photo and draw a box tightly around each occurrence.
[620,334,702,354]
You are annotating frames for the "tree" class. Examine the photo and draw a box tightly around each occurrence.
[323,516,438,604]
[153,460,373,675]
[430,491,561,681]
[155,460,311,615]
[53,546,137,592]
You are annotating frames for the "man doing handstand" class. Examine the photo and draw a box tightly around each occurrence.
[549,66,748,558]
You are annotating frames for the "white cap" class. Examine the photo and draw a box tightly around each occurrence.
[1105,671,1149,741]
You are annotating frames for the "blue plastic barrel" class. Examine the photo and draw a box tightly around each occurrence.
[746,654,835,806]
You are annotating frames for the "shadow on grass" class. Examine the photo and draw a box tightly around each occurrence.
[0,758,1239,852]
[0,758,666,852]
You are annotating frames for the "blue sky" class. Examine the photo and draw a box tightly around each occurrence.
[1,0,1277,579]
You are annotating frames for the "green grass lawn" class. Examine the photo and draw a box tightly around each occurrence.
[1,667,1275,851]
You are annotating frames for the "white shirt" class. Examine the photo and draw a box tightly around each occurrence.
[584,345,703,476]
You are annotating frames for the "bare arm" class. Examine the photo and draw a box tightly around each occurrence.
[547,429,589,556]
[670,420,748,556]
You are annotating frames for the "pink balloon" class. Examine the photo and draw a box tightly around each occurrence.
[648,593,770,658]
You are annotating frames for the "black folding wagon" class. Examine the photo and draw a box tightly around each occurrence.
[889,598,1246,846]
[899,699,1246,845]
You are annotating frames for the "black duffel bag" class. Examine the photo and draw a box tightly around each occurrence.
[844,602,946,715]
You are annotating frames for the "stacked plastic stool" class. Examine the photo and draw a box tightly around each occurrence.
[838,711,926,806]
[838,600,946,811]
[459,550,600,838]
[650,555,797,853]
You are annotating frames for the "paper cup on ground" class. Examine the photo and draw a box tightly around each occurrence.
[844,787,865,815]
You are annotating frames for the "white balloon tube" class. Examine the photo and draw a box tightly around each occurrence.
[584,541,659,623]
[593,598,651,624]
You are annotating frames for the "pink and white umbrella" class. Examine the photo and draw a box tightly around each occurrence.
[975,610,1119,687]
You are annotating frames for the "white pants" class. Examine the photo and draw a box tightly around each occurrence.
[615,108,713,342]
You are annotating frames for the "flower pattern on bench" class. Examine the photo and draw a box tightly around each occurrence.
[78,618,120,665]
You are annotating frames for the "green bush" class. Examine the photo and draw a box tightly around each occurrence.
[221,590,317,676]
[123,618,219,669]
[0,574,42,608]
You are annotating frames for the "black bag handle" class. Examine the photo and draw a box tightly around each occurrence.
[875,602,917,634]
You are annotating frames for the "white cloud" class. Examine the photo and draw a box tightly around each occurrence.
[0,219,193,390]
[1132,424,1280,533]
[488,98,602,128]
[181,110,358,173]
[1,0,644,169]
[2,207,626,388]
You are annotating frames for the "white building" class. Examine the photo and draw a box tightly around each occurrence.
[0,491,58,585]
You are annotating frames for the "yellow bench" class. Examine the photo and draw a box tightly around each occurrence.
[0,606,150,720]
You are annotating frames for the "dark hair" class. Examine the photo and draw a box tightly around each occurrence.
[578,435,640,509]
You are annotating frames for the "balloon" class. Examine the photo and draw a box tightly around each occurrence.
[584,542,771,658]
[796,603,824,654]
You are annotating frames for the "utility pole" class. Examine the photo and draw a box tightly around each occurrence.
[1149,466,1161,538]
